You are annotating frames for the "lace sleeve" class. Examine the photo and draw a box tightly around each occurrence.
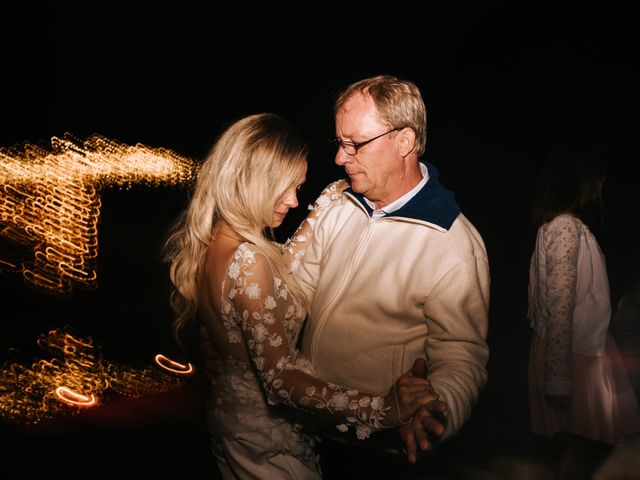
[543,216,579,395]
[229,245,389,439]
[282,179,347,273]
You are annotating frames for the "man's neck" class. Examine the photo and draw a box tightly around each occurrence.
[372,164,424,210]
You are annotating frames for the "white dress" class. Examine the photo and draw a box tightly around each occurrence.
[205,182,389,479]
[527,213,640,444]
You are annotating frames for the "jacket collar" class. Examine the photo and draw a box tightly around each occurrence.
[344,162,460,230]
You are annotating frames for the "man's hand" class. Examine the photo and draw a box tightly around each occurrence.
[398,399,448,463]
[397,358,448,463]
[390,358,439,424]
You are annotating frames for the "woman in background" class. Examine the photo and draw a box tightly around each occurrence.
[527,139,640,479]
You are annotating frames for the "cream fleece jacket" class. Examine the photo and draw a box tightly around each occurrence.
[296,168,490,441]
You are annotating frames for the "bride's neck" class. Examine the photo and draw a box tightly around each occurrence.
[216,221,245,242]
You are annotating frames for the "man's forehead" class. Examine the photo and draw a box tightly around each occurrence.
[336,97,383,132]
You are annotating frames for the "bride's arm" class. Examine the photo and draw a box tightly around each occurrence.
[281,179,348,272]
[229,247,433,439]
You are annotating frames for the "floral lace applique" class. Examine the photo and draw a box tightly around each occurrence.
[221,242,388,439]
[283,179,347,273]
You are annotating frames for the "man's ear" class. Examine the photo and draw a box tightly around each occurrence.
[399,128,416,157]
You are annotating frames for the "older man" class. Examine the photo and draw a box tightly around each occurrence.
[294,75,490,463]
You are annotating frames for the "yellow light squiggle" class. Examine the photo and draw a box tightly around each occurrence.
[0,327,194,425]
[0,133,198,294]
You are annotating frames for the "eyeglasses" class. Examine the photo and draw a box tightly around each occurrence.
[331,127,402,156]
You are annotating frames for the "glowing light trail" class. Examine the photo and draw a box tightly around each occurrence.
[0,133,197,294]
[154,354,194,375]
[55,386,97,407]
[0,327,194,424]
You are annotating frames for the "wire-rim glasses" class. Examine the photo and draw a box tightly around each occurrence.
[331,127,402,156]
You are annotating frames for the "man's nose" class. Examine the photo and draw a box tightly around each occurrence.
[335,148,351,166]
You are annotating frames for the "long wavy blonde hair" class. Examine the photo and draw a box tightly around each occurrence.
[163,113,309,348]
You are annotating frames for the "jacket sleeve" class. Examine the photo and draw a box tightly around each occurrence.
[422,254,490,440]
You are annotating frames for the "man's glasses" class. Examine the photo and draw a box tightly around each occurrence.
[331,128,402,156]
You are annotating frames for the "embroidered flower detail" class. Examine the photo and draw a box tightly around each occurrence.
[265,369,275,383]
[254,356,264,371]
[278,389,290,399]
[265,296,277,310]
[284,305,295,319]
[356,425,372,440]
[228,262,240,279]
[276,357,288,370]
[245,282,261,299]
[263,312,275,324]
[314,195,331,209]
[253,323,269,343]
[370,396,385,411]
[278,287,289,300]
[329,392,350,410]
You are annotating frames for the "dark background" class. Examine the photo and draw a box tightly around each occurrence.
[1,1,638,478]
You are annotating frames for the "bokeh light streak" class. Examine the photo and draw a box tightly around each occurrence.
[0,327,193,425]
[55,386,97,407]
[0,133,198,294]
[154,354,194,374]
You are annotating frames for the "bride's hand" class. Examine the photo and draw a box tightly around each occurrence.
[383,359,438,426]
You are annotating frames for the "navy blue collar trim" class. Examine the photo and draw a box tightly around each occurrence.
[344,162,460,229]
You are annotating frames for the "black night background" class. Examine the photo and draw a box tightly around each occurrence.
[1,1,638,478]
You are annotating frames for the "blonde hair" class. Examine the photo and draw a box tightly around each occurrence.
[163,113,308,348]
[335,75,428,156]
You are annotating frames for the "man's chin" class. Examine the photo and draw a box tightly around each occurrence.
[349,183,366,195]
[348,177,362,192]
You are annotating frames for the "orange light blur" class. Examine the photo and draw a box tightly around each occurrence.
[0,133,197,295]
[55,386,97,407]
[0,328,191,425]
[154,354,194,375]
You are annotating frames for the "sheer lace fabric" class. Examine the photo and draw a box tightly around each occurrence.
[282,179,345,274]
[205,181,387,471]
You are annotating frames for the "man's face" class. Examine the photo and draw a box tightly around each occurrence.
[334,93,401,204]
